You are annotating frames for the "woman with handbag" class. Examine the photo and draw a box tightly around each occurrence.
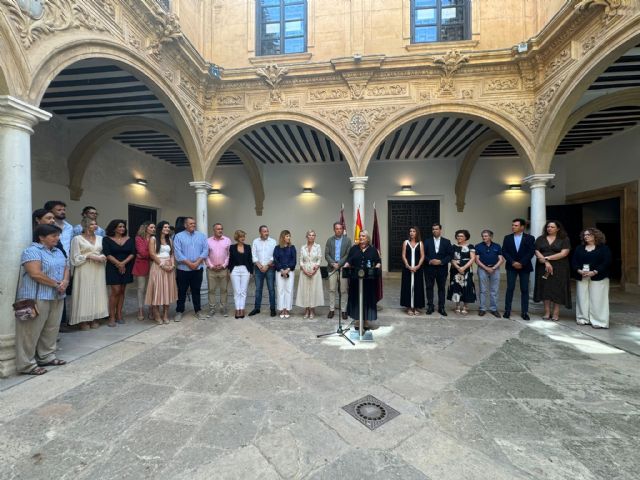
[15,224,70,375]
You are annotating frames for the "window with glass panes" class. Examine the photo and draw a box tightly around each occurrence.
[412,0,470,43]
[257,0,306,56]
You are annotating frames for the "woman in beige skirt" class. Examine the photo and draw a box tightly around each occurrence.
[145,221,178,324]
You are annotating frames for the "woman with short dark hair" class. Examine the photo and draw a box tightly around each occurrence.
[534,220,571,321]
[572,228,612,329]
[103,219,136,327]
[447,229,476,315]
[15,224,69,375]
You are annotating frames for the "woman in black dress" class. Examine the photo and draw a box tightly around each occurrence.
[447,229,476,314]
[400,226,425,315]
[344,230,381,326]
[533,220,571,321]
[103,219,136,327]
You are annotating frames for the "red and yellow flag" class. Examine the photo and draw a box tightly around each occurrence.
[354,206,363,242]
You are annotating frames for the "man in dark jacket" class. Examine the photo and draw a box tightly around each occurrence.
[501,218,536,320]
[424,223,453,316]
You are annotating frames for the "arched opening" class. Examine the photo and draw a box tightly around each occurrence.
[29,54,201,235]
[204,117,356,245]
[536,20,640,171]
[549,81,640,289]
[360,109,534,272]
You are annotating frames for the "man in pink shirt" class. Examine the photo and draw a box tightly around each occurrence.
[206,223,231,317]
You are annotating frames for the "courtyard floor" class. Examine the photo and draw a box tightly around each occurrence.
[1,278,639,479]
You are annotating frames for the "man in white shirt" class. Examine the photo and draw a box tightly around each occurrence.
[249,225,277,317]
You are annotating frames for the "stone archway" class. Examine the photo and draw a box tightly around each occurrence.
[204,111,359,182]
[227,142,266,216]
[358,102,535,177]
[66,116,186,200]
[27,42,204,181]
[535,18,640,173]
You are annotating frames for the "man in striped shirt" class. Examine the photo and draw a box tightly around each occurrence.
[174,217,209,321]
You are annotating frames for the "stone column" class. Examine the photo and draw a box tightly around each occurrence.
[0,96,51,377]
[350,176,368,237]
[523,174,555,242]
[189,181,212,307]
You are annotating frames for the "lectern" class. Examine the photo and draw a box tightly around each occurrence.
[343,267,381,341]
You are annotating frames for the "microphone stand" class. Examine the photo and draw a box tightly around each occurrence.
[317,266,355,346]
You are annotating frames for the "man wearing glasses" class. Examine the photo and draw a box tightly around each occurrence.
[73,206,105,237]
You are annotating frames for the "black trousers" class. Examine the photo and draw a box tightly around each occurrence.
[176,269,204,313]
[424,265,448,309]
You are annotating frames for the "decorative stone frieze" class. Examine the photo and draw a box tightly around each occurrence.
[0,0,108,48]
[485,78,520,92]
[316,106,402,149]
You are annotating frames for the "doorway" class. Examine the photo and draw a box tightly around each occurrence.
[388,200,440,271]
[128,204,157,237]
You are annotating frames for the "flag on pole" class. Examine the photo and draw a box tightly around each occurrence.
[339,203,347,234]
[354,206,363,242]
[371,203,383,302]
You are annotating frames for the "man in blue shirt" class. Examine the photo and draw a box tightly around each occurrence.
[173,217,209,321]
[475,229,504,317]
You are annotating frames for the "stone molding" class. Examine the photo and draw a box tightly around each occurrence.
[0,95,51,133]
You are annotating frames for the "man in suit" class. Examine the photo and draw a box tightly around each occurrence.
[424,223,453,316]
[325,222,352,320]
[502,218,536,320]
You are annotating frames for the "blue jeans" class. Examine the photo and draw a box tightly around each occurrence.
[254,267,275,309]
[505,269,530,314]
[478,268,500,312]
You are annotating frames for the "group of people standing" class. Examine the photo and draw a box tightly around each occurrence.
[400,218,612,329]
[15,201,613,377]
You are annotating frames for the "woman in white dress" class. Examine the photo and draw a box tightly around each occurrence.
[295,230,324,318]
[70,218,109,330]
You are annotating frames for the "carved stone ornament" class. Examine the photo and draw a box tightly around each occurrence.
[204,114,241,148]
[1,0,107,48]
[545,48,572,78]
[486,78,520,92]
[340,71,374,100]
[575,0,623,24]
[316,106,402,148]
[146,4,182,61]
[308,88,350,101]
[490,76,566,133]
[434,50,469,95]
[256,64,289,103]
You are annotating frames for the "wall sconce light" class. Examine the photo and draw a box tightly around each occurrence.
[302,187,313,194]
[135,178,148,186]
[208,188,221,195]
[353,53,362,62]
[507,184,522,191]
[401,185,412,192]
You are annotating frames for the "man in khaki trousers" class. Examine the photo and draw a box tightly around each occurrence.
[206,223,231,317]
[325,222,351,320]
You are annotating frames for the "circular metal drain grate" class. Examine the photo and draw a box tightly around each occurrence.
[342,394,400,430]
[356,402,387,421]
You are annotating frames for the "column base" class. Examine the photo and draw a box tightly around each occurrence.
[0,333,17,378]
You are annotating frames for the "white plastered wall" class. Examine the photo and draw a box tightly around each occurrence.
[556,125,640,286]
[30,116,195,229]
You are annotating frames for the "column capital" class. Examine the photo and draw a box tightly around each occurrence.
[0,96,51,134]
[189,181,212,192]
[349,176,368,189]
[522,173,555,189]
